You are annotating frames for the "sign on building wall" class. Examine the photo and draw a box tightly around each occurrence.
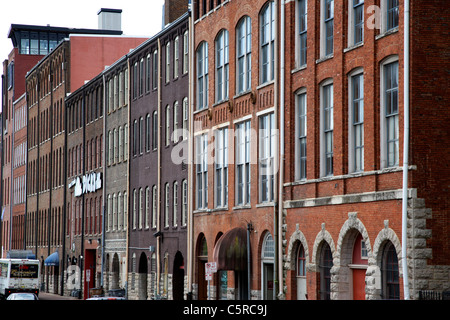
[69,172,102,197]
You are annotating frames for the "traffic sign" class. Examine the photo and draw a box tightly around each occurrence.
[205,262,217,274]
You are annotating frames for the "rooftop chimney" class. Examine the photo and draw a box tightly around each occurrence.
[98,8,122,31]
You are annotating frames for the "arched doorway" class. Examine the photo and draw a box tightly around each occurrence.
[197,234,208,300]
[111,253,120,290]
[138,252,148,300]
[319,242,332,300]
[351,233,368,300]
[295,243,307,300]
[173,251,185,300]
[261,232,274,300]
[381,241,400,299]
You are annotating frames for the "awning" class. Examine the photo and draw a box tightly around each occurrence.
[213,227,248,271]
[44,251,59,266]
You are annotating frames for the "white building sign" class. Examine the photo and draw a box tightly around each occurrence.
[69,172,102,197]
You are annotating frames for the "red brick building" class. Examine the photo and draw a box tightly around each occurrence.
[25,24,146,295]
[191,0,281,300]
[282,0,449,300]
[191,0,449,300]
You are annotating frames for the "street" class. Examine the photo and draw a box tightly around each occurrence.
[38,292,79,300]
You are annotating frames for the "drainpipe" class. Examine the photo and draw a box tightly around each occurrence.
[187,11,194,299]
[100,72,106,290]
[156,37,162,296]
[402,0,411,300]
[272,0,279,300]
[278,0,286,299]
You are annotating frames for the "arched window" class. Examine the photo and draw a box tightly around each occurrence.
[236,16,251,94]
[196,42,209,110]
[319,243,332,300]
[215,29,229,102]
[381,242,400,299]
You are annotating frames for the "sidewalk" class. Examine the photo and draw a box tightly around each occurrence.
[39,291,80,300]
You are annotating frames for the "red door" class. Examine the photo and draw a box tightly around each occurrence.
[84,249,96,299]
[353,269,366,300]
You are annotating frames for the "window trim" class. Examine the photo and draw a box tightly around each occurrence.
[295,88,307,181]
[348,68,364,173]
[380,56,399,169]
[320,79,334,177]
[260,1,275,85]
[215,29,230,103]
[236,16,252,94]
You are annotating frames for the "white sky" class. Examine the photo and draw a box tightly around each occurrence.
[0,0,165,110]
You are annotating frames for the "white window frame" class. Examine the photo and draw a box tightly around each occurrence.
[165,183,170,228]
[236,16,252,94]
[196,133,208,209]
[182,97,188,140]
[196,42,209,110]
[295,89,307,180]
[259,113,275,203]
[174,36,179,79]
[296,0,308,67]
[215,127,228,208]
[173,181,178,227]
[152,185,157,229]
[165,105,171,146]
[380,56,399,169]
[348,0,364,47]
[260,1,275,84]
[173,101,179,143]
[216,29,229,103]
[183,31,189,74]
[145,186,150,229]
[166,41,171,83]
[182,179,188,226]
[348,68,364,173]
[320,0,334,57]
[320,80,334,177]
[235,120,251,205]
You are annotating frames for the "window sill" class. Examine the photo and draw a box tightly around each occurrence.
[344,42,364,53]
[316,54,334,65]
[291,65,307,75]
[375,27,399,40]
[256,202,275,208]
[232,204,251,211]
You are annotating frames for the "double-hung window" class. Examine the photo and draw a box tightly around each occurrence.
[215,128,228,208]
[152,50,158,90]
[173,181,178,227]
[297,0,307,67]
[353,0,364,45]
[196,134,208,209]
[322,82,334,176]
[386,0,399,31]
[173,101,179,143]
[260,1,275,84]
[197,42,209,110]
[165,105,171,146]
[297,92,307,180]
[182,180,188,226]
[350,72,364,172]
[237,16,252,94]
[236,121,251,205]
[259,113,275,203]
[182,98,188,140]
[322,0,334,56]
[152,111,158,150]
[384,61,399,167]
[174,36,179,79]
[183,31,189,74]
[166,42,171,83]
[216,30,229,103]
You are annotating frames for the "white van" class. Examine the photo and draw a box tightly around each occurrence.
[0,259,40,299]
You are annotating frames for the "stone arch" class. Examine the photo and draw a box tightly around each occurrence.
[311,224,336,272]
[286,227,310,271]
[364,220,402,300]
[334,212,372,300]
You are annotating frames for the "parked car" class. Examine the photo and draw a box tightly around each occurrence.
[86,296,126,300]
[6,293,39,300]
